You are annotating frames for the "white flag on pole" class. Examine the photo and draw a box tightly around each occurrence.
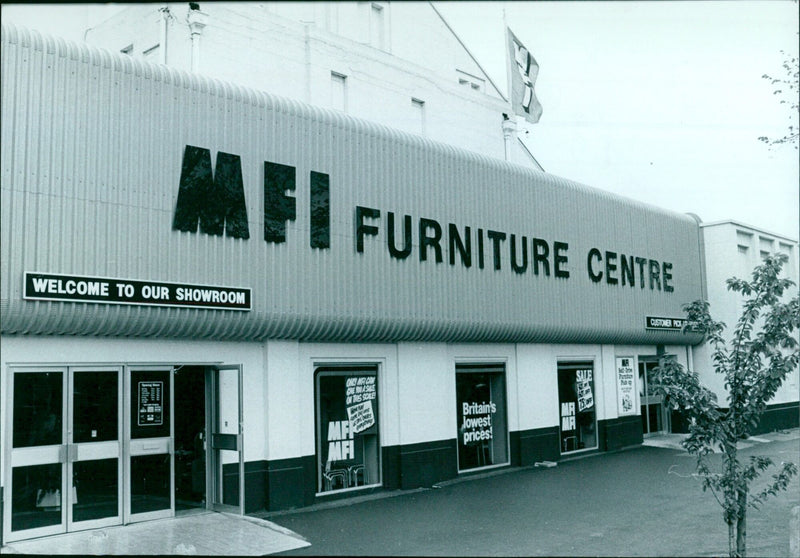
[507,27,543,124]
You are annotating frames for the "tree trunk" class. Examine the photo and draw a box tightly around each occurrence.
[728,521,735,558]
[726,443,739,558]
[736,487,748,557]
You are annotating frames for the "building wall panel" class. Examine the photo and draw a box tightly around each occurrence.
[1,24,704,345]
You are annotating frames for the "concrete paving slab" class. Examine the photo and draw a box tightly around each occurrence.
[641,431,796,452]
[641,433,689,451]
[1,511,310,555]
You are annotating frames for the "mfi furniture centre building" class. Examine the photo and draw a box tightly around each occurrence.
[1,24,707,543]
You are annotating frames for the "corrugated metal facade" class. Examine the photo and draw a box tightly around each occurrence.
[0,24,705,344]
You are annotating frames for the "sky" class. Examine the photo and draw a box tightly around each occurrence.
[3,1,799,240]
[436,1,799,240]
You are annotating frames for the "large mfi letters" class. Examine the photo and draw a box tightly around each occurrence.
[174,145,330,247]
[173,145,250,239]
[263,161,296,243]
[263,162,330,248]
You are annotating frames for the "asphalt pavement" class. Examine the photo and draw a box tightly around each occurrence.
[262,430,800,557]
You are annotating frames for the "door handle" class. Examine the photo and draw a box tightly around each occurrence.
[67,444,78,462]
[211,433,239,451]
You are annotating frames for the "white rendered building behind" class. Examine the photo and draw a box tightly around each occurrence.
[82,1,540,169]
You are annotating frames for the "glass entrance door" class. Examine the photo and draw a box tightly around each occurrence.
[5,362,243,542]
[6,369,66,542]
[4,367,122,543]
[209,365,243,513]
[173,366,207,514]
[126,367,174,522]
[639,360,669,435]
[68,369,123,529]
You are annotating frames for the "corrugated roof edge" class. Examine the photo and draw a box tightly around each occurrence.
[2,21,697,228]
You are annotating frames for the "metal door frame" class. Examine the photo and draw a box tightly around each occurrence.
[123,365,175,524]
[3,366,123,543]
[3,366,67,543]
[66,366,124,532]
[4,360,246,544]
[208,364,244,515]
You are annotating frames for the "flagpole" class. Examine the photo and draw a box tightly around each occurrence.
[502,6,517,162]
[503,7,513,114]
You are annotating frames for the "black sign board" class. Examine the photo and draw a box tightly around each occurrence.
[24,272,251,311]
[138,381,164,426]
[645,316,686,331]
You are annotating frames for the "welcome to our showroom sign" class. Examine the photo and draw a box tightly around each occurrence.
[23,272,251,311]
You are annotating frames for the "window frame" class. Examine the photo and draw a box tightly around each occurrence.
[557,360,599,454]
[454,362,510,473]
[314,364,381,495]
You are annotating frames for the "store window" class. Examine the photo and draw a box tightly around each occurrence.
[369,3,387,50]
[558,362,597,453]
[455,363,508,471]
[412,98,425,135]
[142,44,160,61]
[331,72,347,112]
[315,366,380,493]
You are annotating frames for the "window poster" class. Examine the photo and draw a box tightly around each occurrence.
[560,401,576,432]
[316,367,379,493]
[616,357,636,416]
[345,376,376,433]
[576,369,594,412]
[557,363,597,453]
[455,366,508,471]
[138,381,164,426]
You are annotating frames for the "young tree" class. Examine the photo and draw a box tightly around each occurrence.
[653,253,799,558]
[758,45,799,150]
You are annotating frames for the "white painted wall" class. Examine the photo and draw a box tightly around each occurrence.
[514,344,559,430]
[396,343,454,445]
[263,340,303,460]
[598,344,617,421]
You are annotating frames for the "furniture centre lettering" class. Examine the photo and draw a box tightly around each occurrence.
[355,206,675,292]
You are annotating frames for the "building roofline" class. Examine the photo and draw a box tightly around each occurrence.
[699,219,798,244]
[516,137,544,171]
[428,1,508,102]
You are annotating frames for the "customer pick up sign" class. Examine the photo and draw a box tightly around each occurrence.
[645,316,686,330]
